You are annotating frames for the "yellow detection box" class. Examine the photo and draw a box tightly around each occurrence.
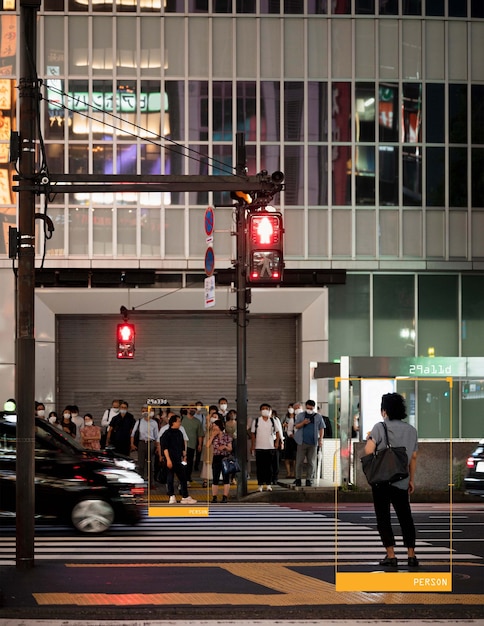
[148,505,209,518]
[336,572,452,592]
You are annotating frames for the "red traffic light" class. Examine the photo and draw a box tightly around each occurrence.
[248,213,282,248]
[117,323,135,359]
[247,212,284,284]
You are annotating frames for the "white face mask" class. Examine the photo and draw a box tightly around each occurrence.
[37,410,45,417]
[261,409,271,418]
[72,413,78,418]
[220,404,227,411]
[295,408,303,415]
[84,420,93,426]
[149,410,155,417]
[120,409,127,415]
[306,409,314,415]
[210,416,218,423]
[63,413,70,419]
[288,408,294,414]
[48,415,57,424]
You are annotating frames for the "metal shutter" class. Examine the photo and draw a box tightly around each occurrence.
[56,313,297,421]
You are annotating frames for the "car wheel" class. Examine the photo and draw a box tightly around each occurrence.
[71,499,115,533]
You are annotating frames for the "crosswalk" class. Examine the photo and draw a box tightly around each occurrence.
[0,504,481,565]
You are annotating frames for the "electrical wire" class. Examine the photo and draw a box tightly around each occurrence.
[43,84,247,178]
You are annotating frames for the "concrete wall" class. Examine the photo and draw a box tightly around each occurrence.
[353,441,479,492]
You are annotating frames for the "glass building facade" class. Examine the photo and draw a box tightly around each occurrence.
[0,0,483,437]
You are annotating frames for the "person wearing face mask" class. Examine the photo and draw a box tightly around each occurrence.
[61,407,77,438]
[131,406,160,486]
[69,405,84,443]
[250,403,281,492]
[101,399,121,448]
[180,406,204,485]
[283,403,297,479]
[217,397,229,419]
[80,413,101,450]
[48,410,59,427]
[35,401,45,419]
[106,400,135,456]
[293,399,325,487]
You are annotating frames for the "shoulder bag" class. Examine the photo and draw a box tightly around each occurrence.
[360,422,409,487]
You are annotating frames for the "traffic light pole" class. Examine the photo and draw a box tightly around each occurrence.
[15,0,41,569]
[235,133,249,499]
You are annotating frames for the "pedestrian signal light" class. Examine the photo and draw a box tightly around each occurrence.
[116,323,135,359]
[247,212,284,284]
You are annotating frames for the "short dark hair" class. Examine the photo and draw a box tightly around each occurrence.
[218,397,228,404]
[306,399,316,407]
[260,403,271,410]
[214,419,225,431]
[381,393,407,421]
[169,414,180,426]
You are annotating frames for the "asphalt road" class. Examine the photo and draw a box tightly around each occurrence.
[0,501,483,622]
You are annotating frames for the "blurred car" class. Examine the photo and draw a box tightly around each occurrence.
[464,439,484,497]
[0,415,145,533]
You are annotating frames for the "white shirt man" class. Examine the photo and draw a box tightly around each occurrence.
[250,403,280,492]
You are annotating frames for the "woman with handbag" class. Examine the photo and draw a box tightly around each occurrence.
[364,392,419,568]
[207,419,232,503]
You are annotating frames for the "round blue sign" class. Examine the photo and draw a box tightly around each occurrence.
[205,207,214,237]
[205,246,215,276]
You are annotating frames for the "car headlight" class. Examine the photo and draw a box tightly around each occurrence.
[96,468,144,484]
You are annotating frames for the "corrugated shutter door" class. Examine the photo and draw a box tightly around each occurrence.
[57,314,297,421]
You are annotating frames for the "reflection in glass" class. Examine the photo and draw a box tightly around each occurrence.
[284,82,304,142]
[462,275,484,356]
[379,0,398,14]
[261,82,280,141]
[449,147,467,207]
[69,208,89,255]
[402,146,421,206]
[117,208,137,256]
[418,274,458,357]
[141,143,161,175]
[213,81,232,141]
[189,81,208,141]
[46,208,65,256]
[471,85,484,144]
[472,148,484,208]
[379,83,398,143]
[355,146,375,205]
[355,83,375,142]
[356,0,374,14]
[212,144,233,206]
[403,0,421,15]
[426,84,444,143]
[237,81,257,138]
[189,144,209,206]
[374,274,415,357]
[141,208,160,256]
[93,207,113,255]
[284,145,304,205]
[308,145,328,206]
[449,84,467,144]
[426,146,444,207]
[379,145,398,205]
[332,82,351,206]
[308,82,328,142]
[402,83,421,143]
[117,144,137,175]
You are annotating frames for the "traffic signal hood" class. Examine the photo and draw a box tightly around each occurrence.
[116,323,135,359]
[247,212,284,284]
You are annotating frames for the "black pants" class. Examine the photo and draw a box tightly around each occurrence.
[371,484,416,548]
[166,461,188,498]
[255,449,274,485]
[186,447,196,481]
[212,455,230,486]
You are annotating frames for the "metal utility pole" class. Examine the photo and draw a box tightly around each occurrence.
[15,0,41,569]
[235,133,249,499]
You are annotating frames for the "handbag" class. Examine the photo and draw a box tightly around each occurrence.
[360,422,409,487]
[221,455,241,475]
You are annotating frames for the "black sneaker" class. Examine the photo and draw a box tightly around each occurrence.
[212,496,217,503]
[305,479,312,487]
[294,479,301,486]
[379,556,398,567]
[408,556,419,567]
[222,496,228,503]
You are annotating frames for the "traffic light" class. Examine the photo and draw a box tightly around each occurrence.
[116,323,135,359]
[246,211,284,284]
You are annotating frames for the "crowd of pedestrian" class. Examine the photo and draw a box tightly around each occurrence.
[33,396,330,501]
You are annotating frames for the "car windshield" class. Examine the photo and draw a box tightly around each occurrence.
[35,419,86,454]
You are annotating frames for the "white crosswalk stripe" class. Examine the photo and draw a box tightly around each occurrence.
[0,504,481,565]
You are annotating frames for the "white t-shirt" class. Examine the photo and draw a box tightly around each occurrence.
[251,416,276,450]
